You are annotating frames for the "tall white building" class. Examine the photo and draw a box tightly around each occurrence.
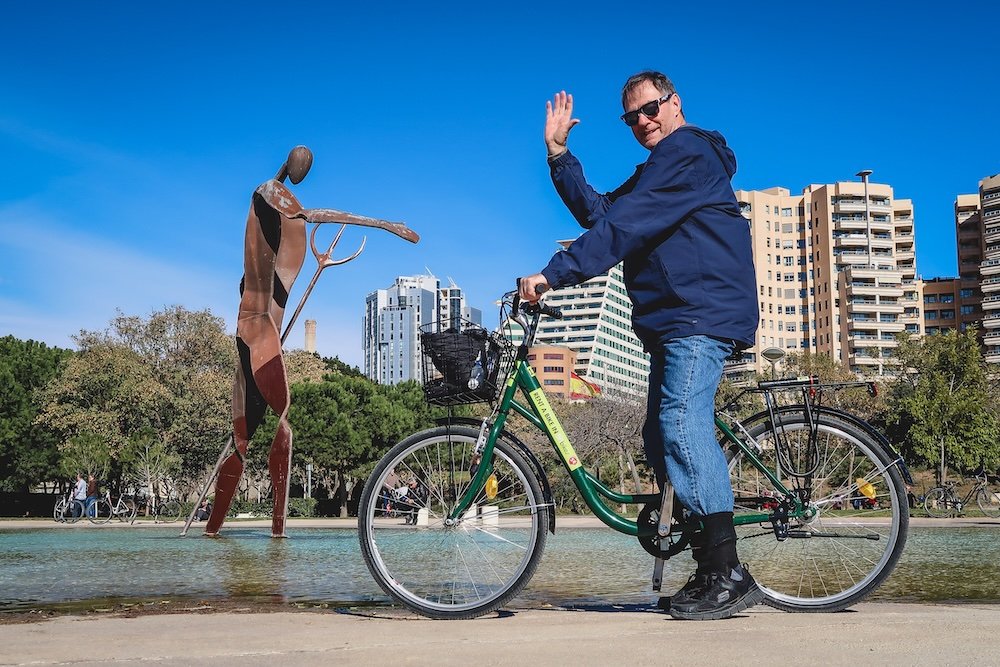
[534,240,650,394]
[363,275,481,385]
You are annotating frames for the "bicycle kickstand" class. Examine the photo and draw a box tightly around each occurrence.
[652,482,674,593]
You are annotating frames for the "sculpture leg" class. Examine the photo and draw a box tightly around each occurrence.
[204,439,247,536]
[205,338,268,536]
[268,418,293,537]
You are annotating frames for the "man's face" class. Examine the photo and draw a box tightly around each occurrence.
[623,80,684,150]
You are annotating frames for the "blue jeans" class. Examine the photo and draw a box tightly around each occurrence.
[642,335,734,517]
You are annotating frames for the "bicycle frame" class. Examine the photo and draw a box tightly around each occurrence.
[447,353,806,537]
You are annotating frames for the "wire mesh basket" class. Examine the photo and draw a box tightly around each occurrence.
[420,319,515,406]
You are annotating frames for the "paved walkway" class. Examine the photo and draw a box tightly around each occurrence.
[2,602,999,665]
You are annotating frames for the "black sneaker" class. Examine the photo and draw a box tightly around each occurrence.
[657,571,711,612]
[667,564,765,620]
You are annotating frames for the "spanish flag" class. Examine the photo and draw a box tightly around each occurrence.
[570,372,602,400]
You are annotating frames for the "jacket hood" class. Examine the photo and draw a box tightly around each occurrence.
[675,125,737,178]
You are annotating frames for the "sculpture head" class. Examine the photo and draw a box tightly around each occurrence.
[275,145,314,184]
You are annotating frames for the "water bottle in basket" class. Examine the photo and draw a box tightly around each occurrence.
[468,360,484,390]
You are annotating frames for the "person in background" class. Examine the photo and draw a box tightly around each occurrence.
[195,499,213,521]
[73,473,87,518]
[85,474,100,518]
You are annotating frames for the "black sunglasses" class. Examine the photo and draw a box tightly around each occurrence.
[620,93,674,126]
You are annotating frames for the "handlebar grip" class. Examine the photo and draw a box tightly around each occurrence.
[539,304,562,319]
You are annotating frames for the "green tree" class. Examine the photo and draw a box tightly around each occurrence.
[58,432,112,481]
[885,328,1000,481]
[37,306,232,492]
[0,336,72,491]
[120,427,182,500]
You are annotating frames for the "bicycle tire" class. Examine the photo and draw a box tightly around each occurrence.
[726,414,908,612]
[117,499,139,524]
[976,487,1000,518]
[53,498,80,523]
[88,499,113,524]
[359,425,549,620]
[156,500,182,523]
[923,488,952,518]
[53,498,67,522]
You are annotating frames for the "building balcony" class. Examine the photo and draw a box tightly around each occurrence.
[981,259,1000,277]
[981,277,1000,294]
[837,218,894,232]
[982,295,1000,311]
[849,335,897,347]
[850,354,883,366]
[848,317,881,330]
[983,330,1000,345]
[981,313,1000,329]
[847,283,905,298]
[850,298,903,311]
[846,265,902,281]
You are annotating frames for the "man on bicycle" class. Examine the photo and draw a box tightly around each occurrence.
[518,71,759,620]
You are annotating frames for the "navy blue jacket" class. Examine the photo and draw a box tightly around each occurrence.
[541,125,758,350]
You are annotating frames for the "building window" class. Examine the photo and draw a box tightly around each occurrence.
[960,289,974,298]
[543,379,565,386]
[542,366,564,373]
[543,353,564,360]
[924,295,938,304]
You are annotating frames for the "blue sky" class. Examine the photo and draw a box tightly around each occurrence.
[2,2,997,367]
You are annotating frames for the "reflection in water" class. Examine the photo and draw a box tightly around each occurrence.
[218,537,289,602]
[1,526,999,611]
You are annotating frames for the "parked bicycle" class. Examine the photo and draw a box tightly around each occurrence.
[923,470,1000,518]
[53,491,85,523]
[358,286,911,619]
[86,491,140,525]
[151,497,183,523]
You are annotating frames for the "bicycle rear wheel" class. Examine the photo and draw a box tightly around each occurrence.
[976,488,1000,518]
[727,414,908,612]
[359,426,549,619]
[923,488,952,518]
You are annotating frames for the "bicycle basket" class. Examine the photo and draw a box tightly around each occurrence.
[420,319,515,406]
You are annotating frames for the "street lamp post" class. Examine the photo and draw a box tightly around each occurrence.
[856,169,878,374]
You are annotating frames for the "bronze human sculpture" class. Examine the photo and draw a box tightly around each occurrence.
[202,146,418,538]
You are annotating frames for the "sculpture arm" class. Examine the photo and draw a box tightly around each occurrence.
[255,180,419,243]
[299,207,420,244]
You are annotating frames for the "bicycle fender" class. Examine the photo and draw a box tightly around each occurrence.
[435,416,557,534]
[740,405,914,485]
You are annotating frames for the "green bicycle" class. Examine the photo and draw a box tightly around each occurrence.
[358,288,910,619]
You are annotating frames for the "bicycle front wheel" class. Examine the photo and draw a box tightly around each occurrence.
[118,499,139,524]
[976,488,1000,518]
[54,499,83,523]
[156,500,182,523]
[923,488,952,518]
[88,499,113,524]
[359,426,549,619]
[727,414,908,612]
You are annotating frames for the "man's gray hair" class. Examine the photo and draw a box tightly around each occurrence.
[621,71,678,108]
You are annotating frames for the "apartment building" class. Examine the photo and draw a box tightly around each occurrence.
[956,174,1000,362]
[734,177,920,378]
[922,278,961,335]
[525,345,577,400]
[534,241,650,394]
[363,275,481,385]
